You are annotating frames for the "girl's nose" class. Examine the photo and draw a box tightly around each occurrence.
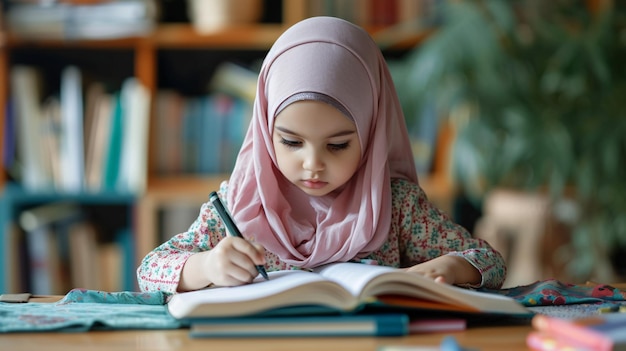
[303,150,324,172]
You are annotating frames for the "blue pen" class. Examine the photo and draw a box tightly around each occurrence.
[209,191,270,280]
[440,336,470,351]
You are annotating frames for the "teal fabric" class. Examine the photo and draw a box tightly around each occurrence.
[0,288,181,332]
[58,288,168,305]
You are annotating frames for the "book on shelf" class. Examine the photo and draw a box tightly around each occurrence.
[102,92,124,191]
[189,313,409,338]
[5,0,156,40]
[154,90,184,175]
[60,65,85,193]
[155,90,249,175]
[84,84,114,192]
[181,97,202,174]
[19,202,84,295]
[198,93,248,173]
[116,77,150,194]
[10,65,47,191]
[67,220,100,290]
[305,0,435,28]
[208,62,258,104]
[527,313,626,351]
[17,202,131,293]
[166,262,530,320]
[9,62,148,194]
[39,97,63,190]
[22,220,64,295]
[197,94,225,174]
[219,94,249,172]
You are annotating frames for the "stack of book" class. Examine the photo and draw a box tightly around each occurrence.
[527,312,626,351]
[9,65,150,194]
[153,62,255,176]
[5,0,157,40]
[166,262,531,338]
[17,202,132,295]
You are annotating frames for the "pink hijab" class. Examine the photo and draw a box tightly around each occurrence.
[227,16,418,268]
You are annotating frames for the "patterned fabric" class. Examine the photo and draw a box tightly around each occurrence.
[485,280,626,319]
[484,279,626,306]
[0,289,179,333]
[136,178,507,294]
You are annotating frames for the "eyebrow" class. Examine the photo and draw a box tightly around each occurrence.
[275,126,356,138]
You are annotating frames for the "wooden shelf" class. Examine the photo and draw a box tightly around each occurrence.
[153,24,285,49]
[3,31,146,48]
[145,175,228,199]
[137,175,227,262]
[3,24,284,49]
[3,23,431,50]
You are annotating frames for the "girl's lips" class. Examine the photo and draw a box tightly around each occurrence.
[302,179,327,189]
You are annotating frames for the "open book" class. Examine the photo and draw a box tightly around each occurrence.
[167,262,530,319]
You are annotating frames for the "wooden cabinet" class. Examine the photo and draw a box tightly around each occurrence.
[0,0,450,294]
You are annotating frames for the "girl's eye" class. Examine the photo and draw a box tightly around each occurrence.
[328,142,350,152]
[280,138,301,149]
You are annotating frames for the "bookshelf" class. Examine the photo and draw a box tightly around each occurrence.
[0,0,450,294]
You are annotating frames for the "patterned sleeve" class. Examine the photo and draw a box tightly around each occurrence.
[393,179,507,289]
[136,184,229,294]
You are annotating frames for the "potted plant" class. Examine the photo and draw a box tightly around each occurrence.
[389,0,626,282]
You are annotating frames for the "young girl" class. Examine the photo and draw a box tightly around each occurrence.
[137,16,506,294]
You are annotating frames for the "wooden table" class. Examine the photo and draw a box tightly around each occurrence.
[2,295,534,351]
[0,324,534,351]
[0,296,532,351]
[5,284,624,350]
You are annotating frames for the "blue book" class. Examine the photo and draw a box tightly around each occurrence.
[198,94,224,174]
[189,314,409,338]
[181,97,202,173]
[222,95,249,172]
[102,92,123,191]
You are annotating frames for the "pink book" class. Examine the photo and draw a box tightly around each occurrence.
[529,313,626,351]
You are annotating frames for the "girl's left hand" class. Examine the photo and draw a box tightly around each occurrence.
[402,255,481,286]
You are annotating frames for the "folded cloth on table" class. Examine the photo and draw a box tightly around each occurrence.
[481,279,626,319]
[484,279,626,306]
[0,288,181,332]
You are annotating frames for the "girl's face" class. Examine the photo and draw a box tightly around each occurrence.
[272,100,362,197]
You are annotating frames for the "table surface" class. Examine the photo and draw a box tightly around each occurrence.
[12,285,626,351]
[2,295,534,351]
[0,324,534,351]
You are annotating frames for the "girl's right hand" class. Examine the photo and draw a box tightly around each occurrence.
[178,236,266,291]
[201,236,266,287]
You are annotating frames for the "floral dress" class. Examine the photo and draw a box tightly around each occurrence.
[137,178,506,294]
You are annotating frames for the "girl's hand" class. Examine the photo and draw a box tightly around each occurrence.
[178,236,266,291]
[402,255,481,286]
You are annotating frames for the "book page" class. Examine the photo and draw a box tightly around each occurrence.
[167,270,357,319]
[314,262,399,296]
[314,262,529,315]
[314,262,450,303]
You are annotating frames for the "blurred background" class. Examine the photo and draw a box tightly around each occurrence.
[0,0,623,294]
